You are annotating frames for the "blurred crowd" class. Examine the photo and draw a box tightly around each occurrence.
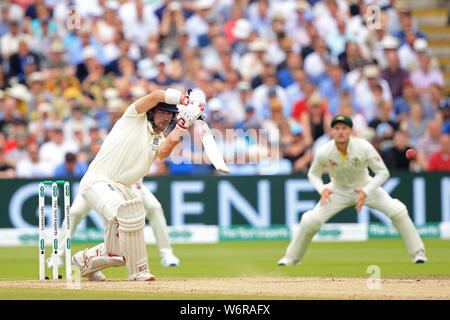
[0,0,449,179]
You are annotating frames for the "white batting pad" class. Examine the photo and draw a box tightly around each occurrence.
[116,199,150,280]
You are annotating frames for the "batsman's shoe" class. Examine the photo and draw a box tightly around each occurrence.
[161,254,180,267]
[72,250,106,282]
[134,272,156,281]
[46,256,63,269]
[412,248,428,264]
[277,256,300,266]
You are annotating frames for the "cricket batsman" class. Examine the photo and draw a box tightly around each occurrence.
[71,87,206,281]
[49,178,180,282]
[278,115,427,266]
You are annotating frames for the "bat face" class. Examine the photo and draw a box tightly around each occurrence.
[195,120,230,174]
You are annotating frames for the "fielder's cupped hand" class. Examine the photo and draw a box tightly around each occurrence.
[319,188,334,206]
[354,189,366,211]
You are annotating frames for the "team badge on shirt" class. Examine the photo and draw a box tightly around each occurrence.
[151,137,160,151]
[351,157,360,166]
[328,159,338,166]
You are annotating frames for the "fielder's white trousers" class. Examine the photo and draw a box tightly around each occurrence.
[284,182,425,263]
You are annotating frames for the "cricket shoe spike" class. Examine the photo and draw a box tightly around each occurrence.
[412,248,428,264]
[277,256,301,266]
[72,249,106,282]
[46,256,63,269]
[161,254,180,267]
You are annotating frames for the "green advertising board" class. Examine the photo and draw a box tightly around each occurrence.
[0,172,448,229]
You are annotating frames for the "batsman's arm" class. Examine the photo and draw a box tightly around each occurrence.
[158,127,185,161]
[361,140,390,195]
[307,151,326,195]
[135,88,184,114]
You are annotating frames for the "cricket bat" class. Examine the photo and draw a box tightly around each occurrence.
[194,119,230,174]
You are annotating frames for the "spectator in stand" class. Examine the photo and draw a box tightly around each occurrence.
[282,122,312,173]
[381,47,410,100]
[423,83,447,121]
[352,64,392,123]
[41,38,74,74]
[285,67,307,108]
[8,39,40,84]
[276,50,303,89]
[184,0,213,48]
[383,130,415,171]
[393,78,419,122]
[239,37,269,82]
[4,127,30,167]
[299,91,332,147]
[148,54,179,89]
[0,97,23,139]
[410,50,445,100]
[416,120,443,171]
[247,0,271,39]
[325,17,350,59]
[160,1,186,58]
[15,142,51,178]
[26,71,54,115]
[1,19,34,61]
[438,101,450,134]
[291,81,317,122]
[399,36,440,74]
[338,40,367,74]
[78,126,103,164]
[318,64,350,116]
[217,74,248,124]
[400,102,428,148]
[392,10,426,47]
[251,72,290,120]
[27,2,58,39]
[250,53,274,89]
[0,4,11,37]
[369,97,399,143]
[427,134,450,172]
[53,152,88,178]
[63,103,97,147]
[39,125,79,174]
[285,0,312,51]
[303,37,330,85]
[0,146,15,178]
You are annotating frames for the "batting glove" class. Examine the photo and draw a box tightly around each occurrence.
[176,103,206,131]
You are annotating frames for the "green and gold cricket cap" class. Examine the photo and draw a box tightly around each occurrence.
[331,115,353,128]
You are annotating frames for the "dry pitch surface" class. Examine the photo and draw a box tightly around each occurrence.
[1,276,449,300]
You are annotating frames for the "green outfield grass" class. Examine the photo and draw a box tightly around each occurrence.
[0,239,449,299]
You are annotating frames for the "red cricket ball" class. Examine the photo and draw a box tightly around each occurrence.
[406,148,416,160]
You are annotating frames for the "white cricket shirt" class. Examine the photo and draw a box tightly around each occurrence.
[80,102,165,191]
[307,136,390,195]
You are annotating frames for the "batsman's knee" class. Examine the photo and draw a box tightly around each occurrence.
[300,211,323,234]
[117,199,146,232]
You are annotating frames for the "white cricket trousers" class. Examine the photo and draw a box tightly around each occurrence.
[58,183,174,258]
[284,182,425,263]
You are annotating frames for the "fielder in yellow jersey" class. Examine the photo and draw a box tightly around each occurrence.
[278,115,427,266]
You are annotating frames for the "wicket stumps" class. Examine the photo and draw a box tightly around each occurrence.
[38,180,72,280]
